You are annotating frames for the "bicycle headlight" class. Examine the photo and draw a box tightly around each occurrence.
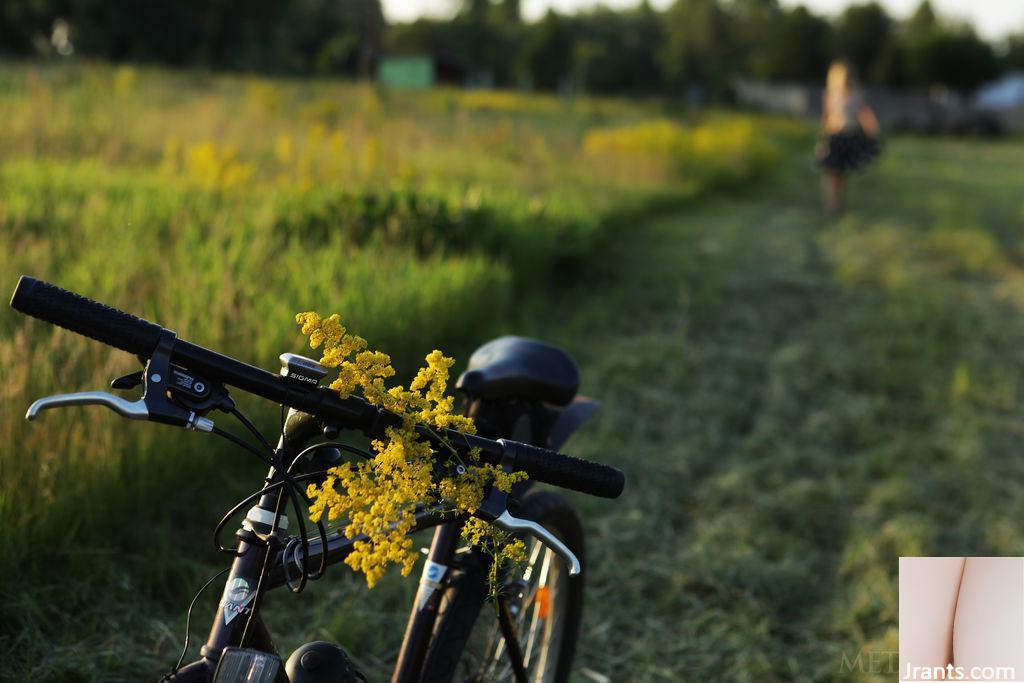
[212,647,281,683]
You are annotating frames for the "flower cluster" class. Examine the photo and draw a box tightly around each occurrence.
[160,140,255,192]
[583,117,779,184]
[296,312,527,587]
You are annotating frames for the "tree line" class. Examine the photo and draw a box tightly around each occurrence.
[3,0,1023,96]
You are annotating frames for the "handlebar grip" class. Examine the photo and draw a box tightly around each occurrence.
[501,439,625,499]
[10,276,164,357]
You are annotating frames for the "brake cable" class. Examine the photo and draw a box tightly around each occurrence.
[209,421,317,582]
[163,566,230,680]
[230,406,275,453]
[210,414,318,591]
[212,405,371,591]
[211,470,331,556]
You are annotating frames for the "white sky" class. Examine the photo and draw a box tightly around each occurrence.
[382,0,1024,40]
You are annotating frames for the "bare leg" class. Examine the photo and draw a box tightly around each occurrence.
[822,172,835,214]
[823,171,831,214]
[822,171,845,216]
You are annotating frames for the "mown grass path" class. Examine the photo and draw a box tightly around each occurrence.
[543,136,1024,682]
[545,152,845,682]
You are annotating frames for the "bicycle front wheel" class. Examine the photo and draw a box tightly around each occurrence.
[421,491,585,683]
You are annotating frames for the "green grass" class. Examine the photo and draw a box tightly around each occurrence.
[545,134,1024,681]
[0,62,787,680]
[0,62,781,573]
[6,61,1024,683]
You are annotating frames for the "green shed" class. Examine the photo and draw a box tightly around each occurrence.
[378,55,435,89]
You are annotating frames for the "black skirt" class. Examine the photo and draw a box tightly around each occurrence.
[816,130,880,172]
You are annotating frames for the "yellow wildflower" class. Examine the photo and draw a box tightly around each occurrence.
[296,312,528,588]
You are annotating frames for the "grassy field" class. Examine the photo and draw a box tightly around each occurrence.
[0,63,786,680]
[4,62,1024,682]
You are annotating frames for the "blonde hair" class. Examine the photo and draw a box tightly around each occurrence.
[826,61,852,95]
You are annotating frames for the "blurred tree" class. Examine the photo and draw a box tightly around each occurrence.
[730,0,780,77]
[499,0,521,24]
[0,0,98,56]
[660,0,737,98]
[385,18,445,55]
[627,1,666,91]
[0,0,385,76]
[745,4,832,81]
[909,24,1001,93]
[907,0,937,34]
[447,0,523,86]
[869,0,933,87]
[872,36,911,87]
[461,0,488,21]
[65,0,219,65]
[835,2,892,82]
[270,0,385,75]
[891,0,936,87]
[1008,35,1024,71]
[0,0,1009,100]
[571,3,664,94]
[890,0,1002,93]
[518,10,571,91]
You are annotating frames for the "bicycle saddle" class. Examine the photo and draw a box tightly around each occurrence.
[456,336,579,406]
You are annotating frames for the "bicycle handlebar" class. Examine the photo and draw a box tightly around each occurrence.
[11,276,164,357]
[10,275,625,499]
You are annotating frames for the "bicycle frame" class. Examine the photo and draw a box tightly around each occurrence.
[166,396,576,683]
[161,400,600,682]
[165,428,483,683]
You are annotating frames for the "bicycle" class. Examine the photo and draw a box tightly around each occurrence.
[9,276,625,683]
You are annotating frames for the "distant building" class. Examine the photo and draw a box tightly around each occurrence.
[732,79,811,117]
[974,72,1024,132]
[378,55,434,89]
[975,72,1024,110]
[377,53,468,89]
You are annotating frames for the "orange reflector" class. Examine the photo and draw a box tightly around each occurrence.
[536,586,551,619]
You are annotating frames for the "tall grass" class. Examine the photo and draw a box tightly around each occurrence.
[0,61,788,678]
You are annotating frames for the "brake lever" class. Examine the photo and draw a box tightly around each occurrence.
[27,391,149,421]
[25,330,214,432]
[491,509,582,576]
[474,484,582,576]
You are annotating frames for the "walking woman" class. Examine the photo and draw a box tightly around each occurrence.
[817,61,881,215]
